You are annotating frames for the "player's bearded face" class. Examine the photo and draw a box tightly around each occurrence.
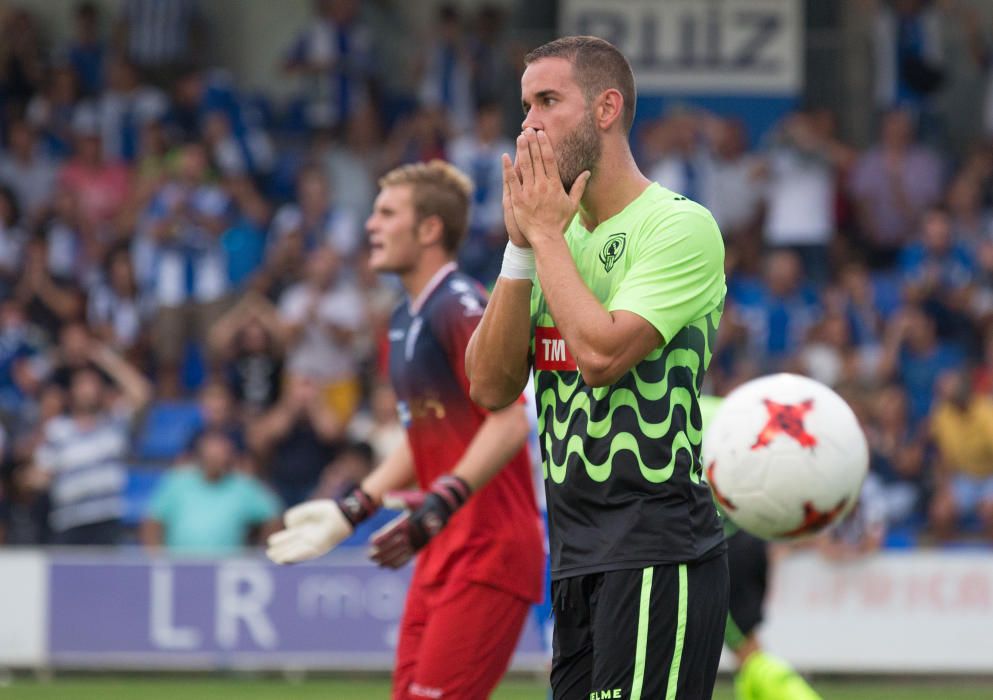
[554,108,600,190]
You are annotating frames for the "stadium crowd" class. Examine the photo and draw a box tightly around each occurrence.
[0,0,991,551]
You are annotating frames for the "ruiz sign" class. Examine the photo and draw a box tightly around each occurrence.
[559,0,803,95]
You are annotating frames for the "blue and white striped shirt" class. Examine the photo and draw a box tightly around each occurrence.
[36,413,130,533]
[122,0,199,67]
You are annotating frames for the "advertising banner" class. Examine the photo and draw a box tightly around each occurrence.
[764,551,993,672]
[2,550,989,672]
[46,552,547,670]
[0,551,47,666]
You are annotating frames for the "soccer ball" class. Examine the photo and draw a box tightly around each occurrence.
[702,373,869,540]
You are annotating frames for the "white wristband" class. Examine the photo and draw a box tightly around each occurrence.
[499,241,536,281]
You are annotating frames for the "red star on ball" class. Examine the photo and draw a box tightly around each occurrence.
[751,399,818,450]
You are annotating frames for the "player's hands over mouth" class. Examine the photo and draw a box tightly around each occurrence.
[501,150,529,248]
[503,127,590,248]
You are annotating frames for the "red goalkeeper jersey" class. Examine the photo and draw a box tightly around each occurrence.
[387,263,544,603]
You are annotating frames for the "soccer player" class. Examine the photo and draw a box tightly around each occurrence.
[266,160,545,699]
[466,36,729,699]
[699,396,822,700]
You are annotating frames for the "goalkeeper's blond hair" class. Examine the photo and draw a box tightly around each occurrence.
[379,160,474,254]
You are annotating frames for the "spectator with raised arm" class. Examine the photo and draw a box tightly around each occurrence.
[851,108,944,268]
[248,373,344,508]
[25,341,151,545]
[758,109,856,284]
[207,292,285,417]
[14,235,85,345]
[277,246,364,422]
[878,304,964,427]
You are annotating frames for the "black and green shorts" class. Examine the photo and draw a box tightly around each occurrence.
[550,551,729,700]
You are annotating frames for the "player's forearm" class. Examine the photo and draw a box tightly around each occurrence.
[466,278,532,411]
[360,439,417,504]
[451,401,530,491]
[532,235,624,380]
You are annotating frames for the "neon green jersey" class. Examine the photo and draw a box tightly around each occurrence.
[531,183,727,578]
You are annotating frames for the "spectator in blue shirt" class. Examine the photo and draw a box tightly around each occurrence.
[66,2,106,97]
[141,428,281,554]
[902,206,974,302]
[0,299,46,417]
[282,0,374,131]
[879,304,965,427]
[728,249,822,373]
[901,205,977,347]
[137,143,233,396]
[220,176,269,289]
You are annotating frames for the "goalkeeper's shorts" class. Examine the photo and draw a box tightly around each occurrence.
[392,575,531,700]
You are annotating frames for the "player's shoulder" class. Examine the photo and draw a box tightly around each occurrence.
[629,184,723,247]
[426,270,487,320]
[637,183,719,227]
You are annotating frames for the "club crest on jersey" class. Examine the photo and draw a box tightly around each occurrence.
[599,233,626,272]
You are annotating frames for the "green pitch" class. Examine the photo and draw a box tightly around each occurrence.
[2,676,993,699]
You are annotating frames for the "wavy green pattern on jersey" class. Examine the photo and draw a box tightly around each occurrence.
[535,303,721,485]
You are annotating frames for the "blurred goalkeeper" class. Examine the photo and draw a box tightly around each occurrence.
[266,160,545,699]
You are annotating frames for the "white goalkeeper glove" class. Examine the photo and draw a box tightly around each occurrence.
[266,485,377,564]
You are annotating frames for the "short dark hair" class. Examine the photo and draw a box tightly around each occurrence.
[525,35,637,133]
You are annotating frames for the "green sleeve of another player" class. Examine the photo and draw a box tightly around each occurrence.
[699,395,723,433]
[700,394,739,536]
[608,207,725,343]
